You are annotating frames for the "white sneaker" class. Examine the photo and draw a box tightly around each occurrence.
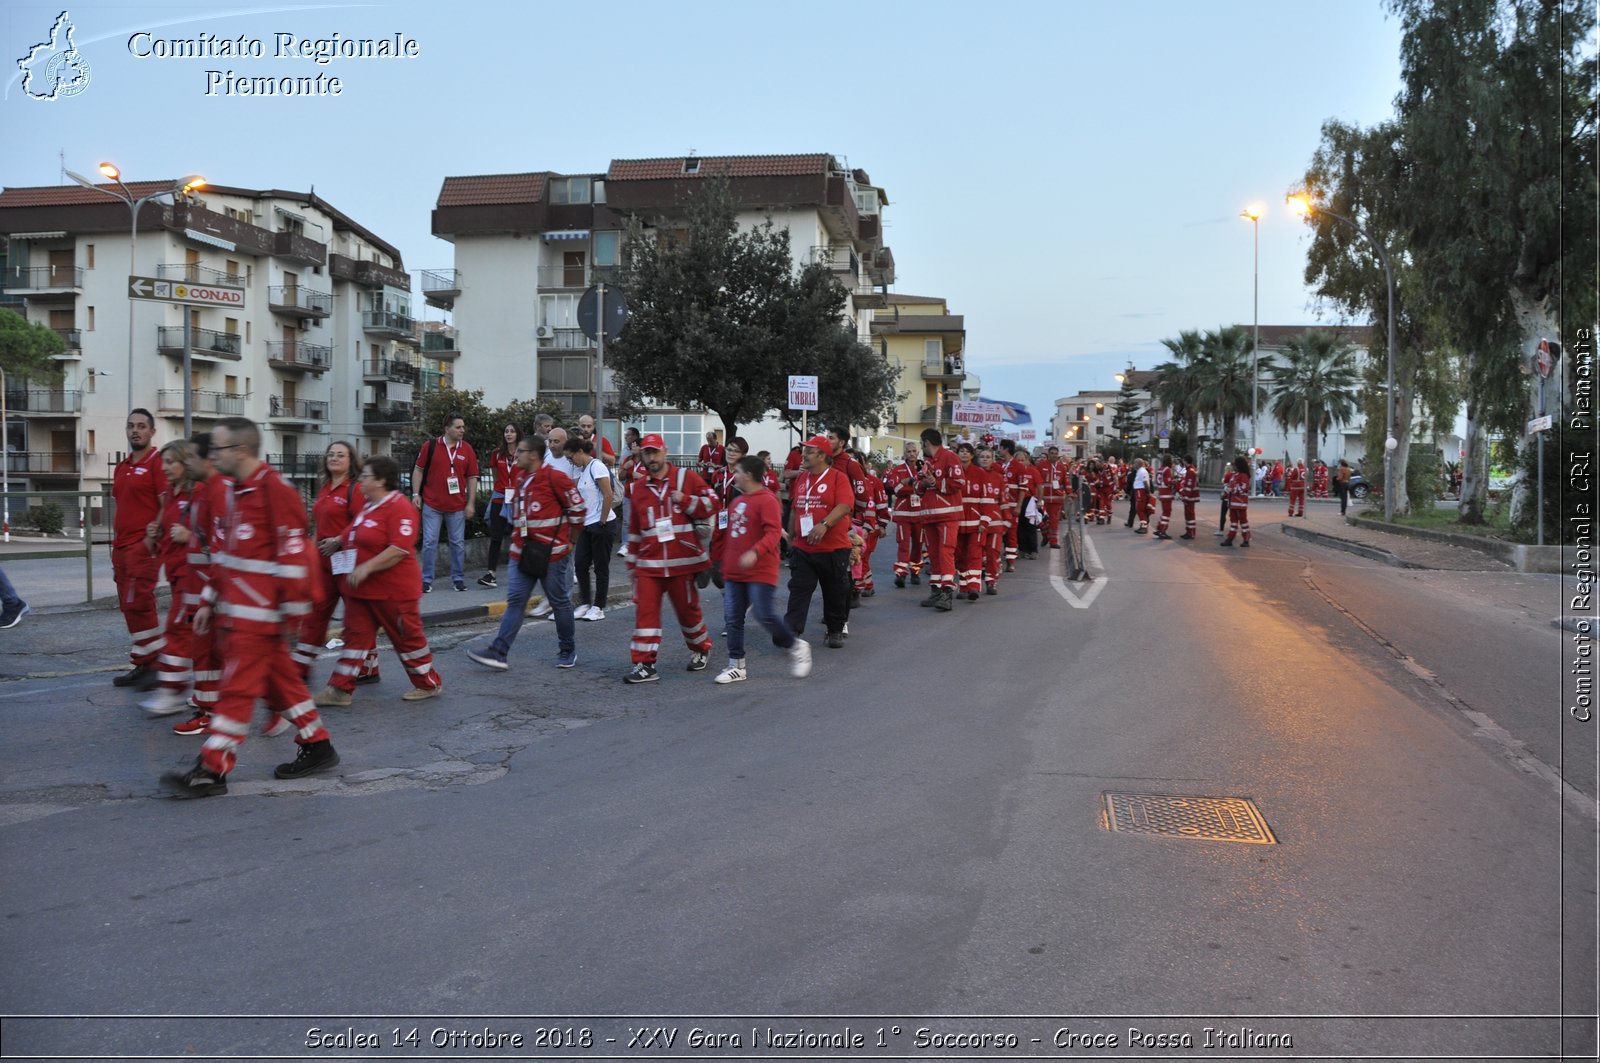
[584,606,605,622]
[789,639,812,678]
[530,598,553,619]
[571,604,593,621]
[714,661,747,684]
[140,688,189,716]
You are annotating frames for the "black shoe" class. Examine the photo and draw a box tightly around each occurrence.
[849,592,862,609]
[273,739,340,780]
[113,663,156,689]
[825,632,845,649]
[967,591,979,601]
[1220,539,1234,548]
[0,602,29,629]
[893,575,905,588]
[160,761,228,799]
[1134,527,1147,535]
[935,588,954,612]
[909,572,921,585]
[454,582,467,592]
[985,583,998,596]
[1050,543,1060,550]
[354,671,381,686]
[422,583,432,594]
[919,591,937,608]
[477,572,497,588]
[1240,540,1250,548]
[861,588,875,597]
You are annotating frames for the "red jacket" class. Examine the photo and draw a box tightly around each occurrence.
[489,449,517,497]
[156,482,205,611]
[112,447,163,547]
[1288,465,1307,490]
[1179,465,1200,502]
[1156,465,1178,499]
[917,446,964,522]
[510,464,585,565]
[627,465,715,575]
[721,490,782,585]
[1224,470,1251,504]
[864,471,890,529]
[958,462,987,532]
[1037,459,1070,502]
[202,463,313,635]
[883,459,925,523]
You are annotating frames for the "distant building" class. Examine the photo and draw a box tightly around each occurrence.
[874,294,966,446]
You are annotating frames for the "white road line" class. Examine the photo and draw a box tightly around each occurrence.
[0,675,107,700]
[1051,529,1107,609]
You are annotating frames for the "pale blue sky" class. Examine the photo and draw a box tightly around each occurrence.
[3,0,1405,419]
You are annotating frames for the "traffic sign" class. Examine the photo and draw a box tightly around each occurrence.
[577,284,629,341]
[1527,414,1553,435]
[1158,437,1170,449]
[787,375,818,411]
[128,274,245,308]
[1534,338,1558,379]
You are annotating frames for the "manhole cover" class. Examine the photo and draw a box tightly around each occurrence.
[1101,792,1277,844]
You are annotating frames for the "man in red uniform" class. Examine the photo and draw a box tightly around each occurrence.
[916,428,964,612]
[973,447,1004,594]
[883,442,925,587]
[1286,459,1308,517]
[997,441,1021,569]
[1311,459,1330,499]
[111,408,165,688]
[697,430,725,476]
[624,433,716,683]
[954,443,986,601]
[411,412,479,593]
[856,458,889,598]
[1178,454,1201,539]
[1012,448,1044,557]
[1221,454,1253,548]
[1038,445,1070,548]
[1152,454,1178,540]
[160,418,338,798]
[785,435,855,646]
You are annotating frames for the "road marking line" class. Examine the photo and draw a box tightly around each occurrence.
[1051,529,1106,609]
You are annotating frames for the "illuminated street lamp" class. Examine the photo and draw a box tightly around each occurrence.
[1289,193,1398,521]
[1240,206,1261,463]
[64,165,206,418]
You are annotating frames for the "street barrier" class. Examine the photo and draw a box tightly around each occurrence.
[1061,492,1088,581]
[0,487,105,603]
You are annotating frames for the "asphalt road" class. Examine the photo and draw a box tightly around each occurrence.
[0,514,1593,1061]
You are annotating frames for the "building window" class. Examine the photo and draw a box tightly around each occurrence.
[549,177,591,205]
[245,321,252,343]
[86,306,95,330]
[86,244,95,268]
[924,339,941,367]
[538,354,590,392]
[538,293,579,330]
[683,159,700,175]
[1095,425,1105,436]
[633,413,704,456]
[593,180,606,205]
[593,231,620,267]
[1076,406,1084,419]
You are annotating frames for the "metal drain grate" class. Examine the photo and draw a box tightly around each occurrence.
[1101,792,1277,844]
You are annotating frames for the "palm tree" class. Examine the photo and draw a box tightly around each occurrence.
[1266,329,1361,468]
[1153,329,1206,444]
[1192,325,1258,458]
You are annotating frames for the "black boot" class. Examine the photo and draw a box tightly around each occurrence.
[935,586,955,612]
[894,574,905,588]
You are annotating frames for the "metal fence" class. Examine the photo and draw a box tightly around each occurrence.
[0,488,105,603]
[1060,491,1088,582]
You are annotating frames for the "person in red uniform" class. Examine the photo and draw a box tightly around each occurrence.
[714,454,811,684]
[1129,458,1152,534]
[168,435,224,736]
[954,443,986,601]
[574,413,616,468]
[1152,454,1178,540]
[411,412,479,593]
[314,455,443,705]
[1013,448,1045,557]
[708,436,750,590]
[857,457,889,598]
[1038,445,1069,548]
[996,441,1022,568]
[697,430,725,476]
[823,430,869,613]
[1178,454,1201,539]
[883,442,925,587]
[160,417,338,798]
[140,441,204,716]
[917,428,964,612]
[478,423,521,587]
[1286,459,1308,517]
[973,447,1005,594]
[1311,459,1330,499]
[1221,454,1253,548]
[296,441,378,687]
[111,408,165,688]
[624,433,716,683]
[785,435,856,646]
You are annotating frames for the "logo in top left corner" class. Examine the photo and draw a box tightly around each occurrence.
[17,10,91,102]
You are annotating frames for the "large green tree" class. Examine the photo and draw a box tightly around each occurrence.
[1153,329,1206,443]
[1192,325,1259,459]
[0,308,66,384]
[607,179,899,440]
[1265,329,1362,468]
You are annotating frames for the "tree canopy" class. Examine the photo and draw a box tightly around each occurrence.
[0,308,66,384]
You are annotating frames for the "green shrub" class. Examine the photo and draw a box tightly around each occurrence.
[26,502,64,536]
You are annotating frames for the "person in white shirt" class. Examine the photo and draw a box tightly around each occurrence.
[562,435,615,621]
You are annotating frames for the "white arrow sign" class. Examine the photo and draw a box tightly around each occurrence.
[1050,531,1106,609]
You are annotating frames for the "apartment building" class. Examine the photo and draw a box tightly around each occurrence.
[873,294,968,442]
[428,153,894,452]
[0,180,418,495]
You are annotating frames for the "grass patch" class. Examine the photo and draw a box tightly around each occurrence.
[1372,504,1523,541]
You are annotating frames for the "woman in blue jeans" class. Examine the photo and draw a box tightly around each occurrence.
[715,455,811,684]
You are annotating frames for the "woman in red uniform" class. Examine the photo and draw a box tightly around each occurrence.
[974,447,1005,594]
[1221,454,1253,548]
[707,436,749,588]
[141,440,203,716]
[295,441,379,687]
[313,455,443,705]
[478,422,521,588]
[953,443,986,601]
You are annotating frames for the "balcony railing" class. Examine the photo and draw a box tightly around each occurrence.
[421,268,460,309]
[157,389,246,416]
[268,397,329,422]
[267,285,332,317]
[157,263,244,287]
[4,265,83,292]
[363,358,418,384]
[3,388,82,414]
[264,453,325,476]
[266,340,331,373]
[919,404,955,424]
[362,310,414,336]
[363,401,414,429]
[921,361,966,380]
[537,327,591,349]
[157,326,242,360]
[53,328,83,353]
[5,450,81,475]
[537,264,591,288]
[420,330,460,356]
[808,245,859,275]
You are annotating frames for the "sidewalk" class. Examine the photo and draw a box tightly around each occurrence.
[1273,498,1516,572]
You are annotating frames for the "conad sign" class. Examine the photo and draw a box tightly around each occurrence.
[174,284,244,305]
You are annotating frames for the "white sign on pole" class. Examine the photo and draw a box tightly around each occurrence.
[1527,414,1553,435]
[952,401,989,427]
[1018,429,1037,443]
[128,274,246,308]
[1158,437,1170,450]
[787,375,818,411]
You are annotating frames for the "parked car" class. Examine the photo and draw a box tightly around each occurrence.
[1348,471,1371,499]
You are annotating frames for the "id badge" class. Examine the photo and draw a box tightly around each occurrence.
[653,515,675,541]
[331,549,357,575]
[799,514,815,537]
[446,475,462,495]
[717,511,729,531]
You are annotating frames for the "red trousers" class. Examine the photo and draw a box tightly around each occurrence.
[983,530,1004,584]
[1096,487,1115,523]
[156,596,195,692]
[112,544,163,666]
[856,530,879,591]
[1225,501,1252,543]
[921,520,958,589]
[1287,487,1306,516]
[1181,497,1198,537]
[1155,495,1174,535]
[1133,489,1151,530]
[631,572,711,665]
[332,597,440,693]
[202,629,329,776]
[1004,509,1019,561]
[191,624,221,710]
[1042,501,1063,545]
[955,528,983,595]
[296,561,379,681]
[893,519,925,577]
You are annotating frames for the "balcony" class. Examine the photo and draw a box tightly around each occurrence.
[852,284,887,310]
[420,329,460,360]
[156,263,244,287]
[156,326,243,362]
[865,246,895,286]
[919,404,955,424]
[52,328,83,356]
[421,269,461,310]
[4,265,83,296]
[363,357,419,384]
[5,450,81,477]
[807,245,859,275]
[537,263,592,289]
[157,389,246,418]
[268,285,332,318]
[363,400,414,432]
[3,388,82,414]
[265,453,325,477]
[272,229,327,267]
[266,340,332,374]
[537,327,591,350]
[268,396,330,425]
[362,310,414,338]
[921,360,967,382]
[328,253,409,289]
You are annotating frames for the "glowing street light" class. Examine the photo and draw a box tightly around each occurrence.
[1240,206,1261,466]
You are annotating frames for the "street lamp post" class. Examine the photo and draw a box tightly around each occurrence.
[64,165,205,420]
[1240,207,1261,473]
[1289,194,1397,522]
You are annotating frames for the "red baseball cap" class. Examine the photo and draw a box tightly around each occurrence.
[639,433,667,451]
[802,434,831,451]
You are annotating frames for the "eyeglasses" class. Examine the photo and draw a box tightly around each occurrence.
[212,443,246,452]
